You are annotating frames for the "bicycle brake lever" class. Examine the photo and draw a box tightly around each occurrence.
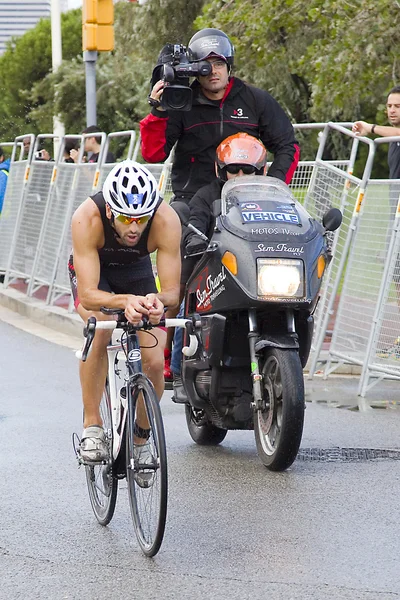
[75,316,97,361]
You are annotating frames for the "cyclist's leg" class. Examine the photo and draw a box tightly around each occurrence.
[69,255,113,430]
[76,303,112,428]
[138,327,166,400]
[134,328,167,451]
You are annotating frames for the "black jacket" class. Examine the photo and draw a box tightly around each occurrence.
[140,77,299,199]
[183,179,223,246]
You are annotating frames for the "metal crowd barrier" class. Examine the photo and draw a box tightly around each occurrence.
[306,124,376,383]
[0,123,354,308]
[2,124,399,404]
[305,127,400,405]
[356,139,400,396]
[0,134,35,276]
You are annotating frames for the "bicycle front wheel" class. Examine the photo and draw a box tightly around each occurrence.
[85,378,118,525]
[126,375,168,557]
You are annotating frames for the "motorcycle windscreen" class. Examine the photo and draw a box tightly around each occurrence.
[220,176,313,241]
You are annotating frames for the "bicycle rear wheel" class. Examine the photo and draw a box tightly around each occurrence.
[126,375,168,556]
[85,378,118,525]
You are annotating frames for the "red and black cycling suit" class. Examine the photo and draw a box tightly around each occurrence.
[140,76,300,201]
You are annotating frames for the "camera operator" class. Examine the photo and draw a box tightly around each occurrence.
[140,28,300,203]
[140,28,300,381]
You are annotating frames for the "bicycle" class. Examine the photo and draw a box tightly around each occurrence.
[73,309,198,557]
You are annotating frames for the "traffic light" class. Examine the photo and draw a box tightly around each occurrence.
[82,0,114,52]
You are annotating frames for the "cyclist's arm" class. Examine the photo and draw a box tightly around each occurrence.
[150,201,181,309]
[71,199,132,311]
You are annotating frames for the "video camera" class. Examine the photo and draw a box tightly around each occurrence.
[151,44,212,111]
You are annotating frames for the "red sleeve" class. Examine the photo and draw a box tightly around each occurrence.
[139,113,169,163]
[285,143,301,185]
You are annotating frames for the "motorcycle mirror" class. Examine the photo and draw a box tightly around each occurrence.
[212,199,222,218]
[322,207,342,232]
[171,200,190,225]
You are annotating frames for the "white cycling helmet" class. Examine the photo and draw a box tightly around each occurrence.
[103,160,159,217]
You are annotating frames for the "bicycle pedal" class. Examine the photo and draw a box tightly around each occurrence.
[72,432,82,466]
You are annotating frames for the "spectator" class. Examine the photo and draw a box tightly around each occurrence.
[352,85,400,179]
[63,139,79,163]
[353,86,400,357]
[0,146,10,214]
[22,136,32,159]
[22,136,51,161]
[70,125,115,164]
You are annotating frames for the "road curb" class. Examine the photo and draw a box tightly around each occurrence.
[0,285,82,339]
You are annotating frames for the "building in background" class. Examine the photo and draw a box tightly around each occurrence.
[0,0,68,55]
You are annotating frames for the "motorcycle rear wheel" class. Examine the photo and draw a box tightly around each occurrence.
[254,348,304,471]
[185,405,227,445]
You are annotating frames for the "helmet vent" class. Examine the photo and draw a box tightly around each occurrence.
[102,160,160,217]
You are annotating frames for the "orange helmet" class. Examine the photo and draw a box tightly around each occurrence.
[216,133,267,181]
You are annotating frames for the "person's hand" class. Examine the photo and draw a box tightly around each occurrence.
[149,80,166,112]
[145,293,164,324]
[185,233,208,255]
[41,149,51,161]
[70,148,79,163]
[124,294,151,325]
[352,121,370,136]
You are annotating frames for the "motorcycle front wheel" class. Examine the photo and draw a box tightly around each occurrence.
[254,348,305,471]
[185,405,228,446]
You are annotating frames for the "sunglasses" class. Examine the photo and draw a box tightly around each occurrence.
[225,164,257,175]
[112,211,151,225]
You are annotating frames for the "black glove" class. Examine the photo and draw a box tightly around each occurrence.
[185,234,208,255]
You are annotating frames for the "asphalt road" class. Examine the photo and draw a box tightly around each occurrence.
[1,315,400,600]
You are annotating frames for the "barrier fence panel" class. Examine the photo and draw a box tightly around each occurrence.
[357,137,400,397]
[0,161,29,274]
[323,178,400,380]
[97,130,137,188]
[3,134,61,287]
[27,161,77,297]
[0,126,360,311]
[305,123,376,378]
[48,162,100,305]
[0,135,34,275]
[292,123,354,205]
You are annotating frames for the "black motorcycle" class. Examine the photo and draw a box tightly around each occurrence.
[175,176,341,471]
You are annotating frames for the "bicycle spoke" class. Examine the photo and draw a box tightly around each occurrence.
[85,379,118,525]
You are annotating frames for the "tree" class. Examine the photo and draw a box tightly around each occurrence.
[195,0,400,159]
[0,9,82,141]
[26,0,208,139]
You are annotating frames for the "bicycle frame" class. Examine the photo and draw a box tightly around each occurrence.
[106,326,129,461]
[76,316,199,463]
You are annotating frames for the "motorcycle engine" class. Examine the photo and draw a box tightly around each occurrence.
[194,370,212,400]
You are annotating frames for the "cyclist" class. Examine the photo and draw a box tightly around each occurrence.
[69,160,181,463]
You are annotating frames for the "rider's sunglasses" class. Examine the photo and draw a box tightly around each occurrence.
[225,164,257,175]
[112,210,151,225]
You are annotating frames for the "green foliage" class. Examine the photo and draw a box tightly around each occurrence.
[9,0,207,141]
[0,9,81,141]
[195,0,400,159]
[1,0,399,165]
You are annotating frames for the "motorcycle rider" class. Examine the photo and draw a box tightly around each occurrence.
[140,28,300,380]
[171,133,268,402]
